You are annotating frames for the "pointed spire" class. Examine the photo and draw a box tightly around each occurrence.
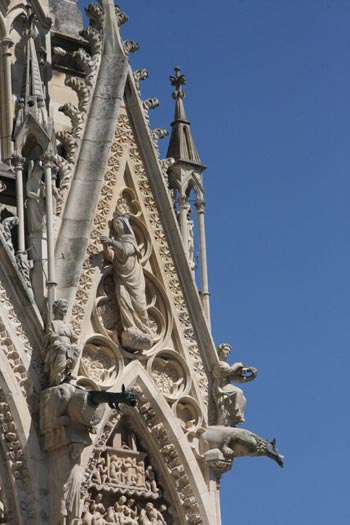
[21,7,47,125]
[167,66,202,165]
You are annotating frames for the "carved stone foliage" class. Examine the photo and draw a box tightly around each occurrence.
[55,2,105,214]
[72,112,208,404]
[82,418,171,524]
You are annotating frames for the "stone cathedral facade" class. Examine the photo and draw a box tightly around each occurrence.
[0,1,283,524]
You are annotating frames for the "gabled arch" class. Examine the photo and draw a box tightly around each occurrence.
[82,361,214,525]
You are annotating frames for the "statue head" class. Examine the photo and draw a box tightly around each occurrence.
[217,343,232,360]
[52,299,68,319]
[111,212,133,237]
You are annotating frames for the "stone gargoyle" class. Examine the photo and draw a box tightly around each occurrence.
[199,425,284,468]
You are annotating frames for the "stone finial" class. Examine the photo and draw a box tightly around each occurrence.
[170,66,186,100]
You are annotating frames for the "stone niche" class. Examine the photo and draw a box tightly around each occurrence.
[83,418,170,524]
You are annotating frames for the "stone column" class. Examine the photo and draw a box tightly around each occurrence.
[12,154,25,254]
[0,38,14,161]
[42,153,57,320]
[195,196,211,329]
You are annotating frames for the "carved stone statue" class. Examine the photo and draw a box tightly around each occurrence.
[139,502,166,525]
[187,211,196,273]
[43,299,81,387]
[213,344,257,426]
[199,425,284,468]
[26,159,45,235]
[101,213,154,351]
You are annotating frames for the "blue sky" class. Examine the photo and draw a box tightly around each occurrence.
[78,2,350,523]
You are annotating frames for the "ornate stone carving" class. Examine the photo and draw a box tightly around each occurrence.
[123,40,140,55]
[135,389,202,524]
[149,350,190,400]
[152,129,169,141]
[143,98,160,111]
[82,416,172,523]
[65,76,91,113]
[115,5,129,26]
[80,337,123,389]
[26,160,45,235]
[43,299,81,387]
[59,102,85,137]
[199,425,284,473]
[213,344,257,426]
[40,378,135,524]
[0,388,36,523]
[100,213,154,351]
[0,215,19,254]
[71,113,208,403]
[0,285,37,398]
[133,69,149,96]
[82,495,167,524]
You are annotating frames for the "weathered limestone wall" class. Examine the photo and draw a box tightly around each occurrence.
[49,0,83,37]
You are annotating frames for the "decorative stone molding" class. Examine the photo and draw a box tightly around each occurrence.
[135,388,202,524]
[0,388,37,524]
[0,279,41,397]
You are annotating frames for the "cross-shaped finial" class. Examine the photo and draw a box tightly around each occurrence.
[170,66,186,99]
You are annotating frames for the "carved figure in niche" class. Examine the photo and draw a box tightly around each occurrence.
[139,503,165,525]
[26,160,45,235]
[105,506,116,524]
[136,460,145,487]
[43,299,81,386]
[110,455,123,484]
[145,465,157,493]
[187,209,196,273]
[92,457,108,485]
[64,443,85,524]
[100,213,154,351]
[82,501,94,525]
[91,494,106,525]
[113,496,138,525]
[127,499,138,523]
[213,343,257,426]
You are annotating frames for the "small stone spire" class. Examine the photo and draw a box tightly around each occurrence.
[21,8,48,126]
[167,66,201,165]
[14,6,50,139]
[166,67,210,329]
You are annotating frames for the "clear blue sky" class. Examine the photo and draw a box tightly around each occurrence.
[78,2,350,523]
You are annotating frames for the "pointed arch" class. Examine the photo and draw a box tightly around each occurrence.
[82,361,213,525]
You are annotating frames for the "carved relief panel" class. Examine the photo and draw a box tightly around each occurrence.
[83,419,170,524]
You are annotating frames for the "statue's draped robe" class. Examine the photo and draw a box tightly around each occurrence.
[112,234,151,338]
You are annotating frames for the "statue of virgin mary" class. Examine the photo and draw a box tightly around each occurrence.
[101,213,154,351]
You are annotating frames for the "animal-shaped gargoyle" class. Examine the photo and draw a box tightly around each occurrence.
[88,384,137,410]
[199,425,284,469]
